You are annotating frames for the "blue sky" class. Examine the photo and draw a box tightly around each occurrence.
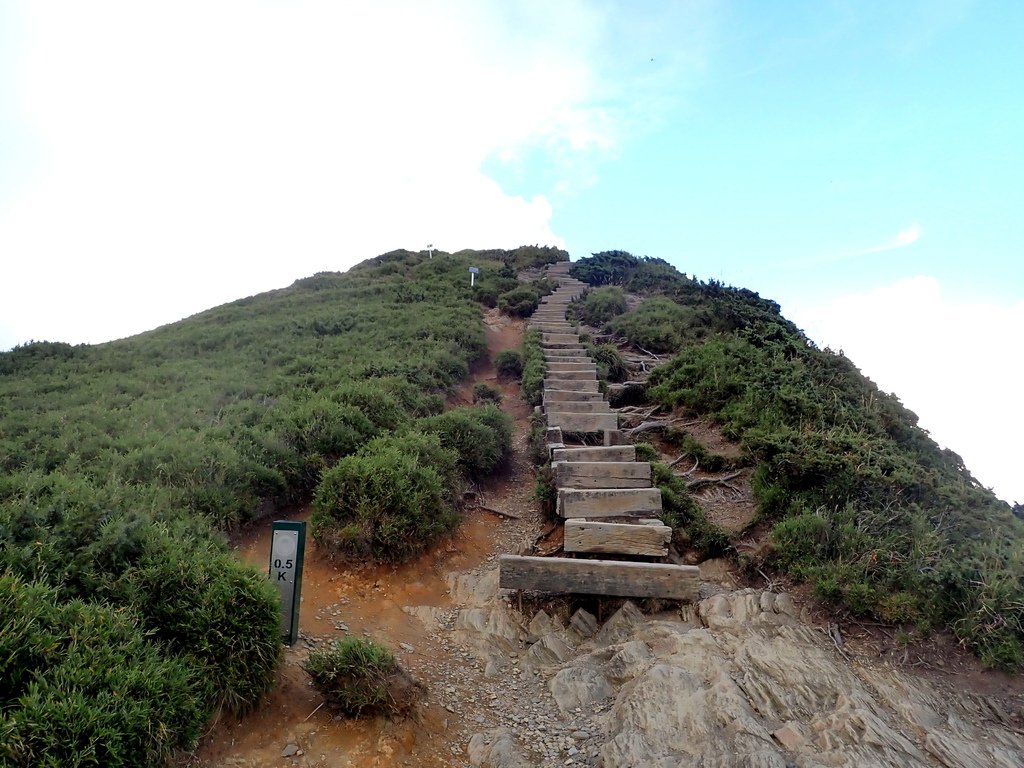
[0,1,1020,500]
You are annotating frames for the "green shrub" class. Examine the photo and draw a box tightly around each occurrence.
[472,382,502,404]
[531,277,557,296]
[580,287,628,326]
[0,576,208,768]
[304,637,425,718]
[607,298,694,354]
[122,543,283,714]
[333,380,407,432]
[498,286,541,318]
[284,398,376,490]
[494,350,524,380]
[312,436,458,562]
[634,442,659,463]
[0,479,283,719]
[527,411,549,465]
[418,406,512,478]
[521,330,545,406]
[475,287,499,308]
[587,343,629,383]
[651,463,729,556]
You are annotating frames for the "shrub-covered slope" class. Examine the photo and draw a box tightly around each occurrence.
[572,250,1024,670]
[0,245,565,765]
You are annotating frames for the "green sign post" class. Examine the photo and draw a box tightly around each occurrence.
[269,520,306,646]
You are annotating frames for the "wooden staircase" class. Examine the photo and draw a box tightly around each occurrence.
[500,261,700,601]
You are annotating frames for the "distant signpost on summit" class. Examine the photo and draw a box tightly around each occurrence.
[469,266,480,287]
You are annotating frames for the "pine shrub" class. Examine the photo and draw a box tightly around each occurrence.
[304,637,425,719]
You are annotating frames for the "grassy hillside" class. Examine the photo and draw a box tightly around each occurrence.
[571,251,1024,669]
[0,245,565,766]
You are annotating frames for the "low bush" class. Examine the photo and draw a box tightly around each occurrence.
[580,286,628,326]
[304,637,425,718]
[418,405,512,478]
[284,397,376,490]
[606,298,694,354]
[494,350,524,380]
[527,411,549,465]
[472,382,502,404]
[651,463,729,556]
[521,330,545,406]
[633,442,659,463]
[0,576,208,768]
[498,286,541,318]
[311,434,459,562]
[587,343,629,383]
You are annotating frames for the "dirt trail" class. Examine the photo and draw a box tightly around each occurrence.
[187,311,538,768]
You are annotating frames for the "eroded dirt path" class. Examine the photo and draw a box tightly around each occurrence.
[186,311,540,768]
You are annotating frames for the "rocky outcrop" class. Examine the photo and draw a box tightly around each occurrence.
[436,575,1024,768]
[548,590,1022,767]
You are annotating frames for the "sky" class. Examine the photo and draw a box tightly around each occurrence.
[0,1,1021,501]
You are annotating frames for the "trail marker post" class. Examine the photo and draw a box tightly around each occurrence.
[269,520,306,646]
[469,266,480,287]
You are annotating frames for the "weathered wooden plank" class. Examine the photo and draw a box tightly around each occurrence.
[544,400,611,414]
[542,333,580,345]
[543,390,606,402]
[544,369,597,381]
[542,343,585,352]
[542,378,600,392]
[545,355,593,362]
[563,519,671,557]
[546,362,597,372]
[499,555,699,600]
[546,412,619,434]
[553,460,649,488]
[531,325,574,334]
[543,349,588,358]
[558,488,663,518]
[551,445,635,462]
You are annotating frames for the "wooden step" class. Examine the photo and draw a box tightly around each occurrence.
[544,352,589,359]
[544,400,611,414]
[558,488,663,518]
[543,378,599,392]
[544,369,596,381]
[530,324,574,333]
[563,519,670,557]
[546,363,597,373]
[542,333,579,344]
[499,555,698,601]
[544,344,585,354]
[551,445,635,462]
[546,412,618,434]
[552,460,649,489]
[545,360,594,368]
[543,390,606,402]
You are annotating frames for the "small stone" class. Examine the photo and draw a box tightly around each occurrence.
[281,744,299,757]
[399,642,415,653]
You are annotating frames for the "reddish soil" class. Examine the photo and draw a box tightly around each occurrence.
[183,311,535,768]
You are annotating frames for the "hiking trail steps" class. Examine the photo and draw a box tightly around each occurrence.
[499,260,700,600]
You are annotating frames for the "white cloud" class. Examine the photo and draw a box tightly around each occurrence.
[1,0,703,348]
[802,222,922,267]
[788,276,1024,504]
